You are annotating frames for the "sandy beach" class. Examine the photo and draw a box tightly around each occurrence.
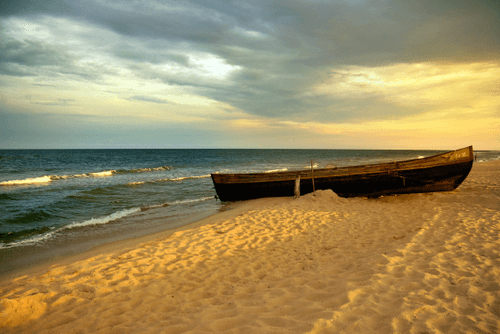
[1,160,499,333]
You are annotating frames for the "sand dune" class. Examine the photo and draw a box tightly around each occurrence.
[1,161,499,333]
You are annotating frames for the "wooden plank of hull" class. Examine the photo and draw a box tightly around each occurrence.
[211,146,474,201]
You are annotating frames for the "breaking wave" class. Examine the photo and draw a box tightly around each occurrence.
[0,166,171,186]
[0,195,214,249]
[64,208,141,229]
[0,176,53,185]
[0,230,57,249]
[167,175,211,181]
[0,171,117,186]
[123,166,170,173]
[126,174,211,186]
[264,168,288,173]
[303,163,319,169]
[140,196,214,211]
[0,208,141,249]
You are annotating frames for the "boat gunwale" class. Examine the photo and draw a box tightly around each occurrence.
[211,146,473,184]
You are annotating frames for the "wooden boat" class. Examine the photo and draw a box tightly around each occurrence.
[211,146,474,201]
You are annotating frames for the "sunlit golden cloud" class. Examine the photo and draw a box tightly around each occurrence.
[315,62,500,110]
[300,62,500,148]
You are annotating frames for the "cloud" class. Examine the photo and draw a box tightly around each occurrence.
[126,95,170,104]
[1,0,499,149]
[0,37,70,76]
[314,62,500,115]
[25,95,76,106]
[0,31,115,81]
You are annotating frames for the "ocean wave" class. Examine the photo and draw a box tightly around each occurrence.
[170,196,214,205]
[168,175,211,181]
[89,170,116,177]
[127,181,147,186]
[123,166,170,173]
[303,163,319,169]
[126,174,211,186]
[0,165,172,187]
[140,196,214,210]
[0,175,53,186]
[64,208,141,229]
[0,230,57,249]
[0,208,141,249]
[54,170,117,179]
[0,195,215,249]
[264,168,288,173]
[0,170,117,186]
[477,157,500,163]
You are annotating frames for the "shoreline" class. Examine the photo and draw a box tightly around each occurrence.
[0,196,288,282]
[1,160,499,333]
[0,199,223,279]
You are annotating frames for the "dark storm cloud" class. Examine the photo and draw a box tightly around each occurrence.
[0,38,73,67]
[279,0,500,65]
[112,43,191,67]
[0,37,71,76]
[0,34,115,80]
[0,0,73,17]
[3,0,499,64]
[1,0,499,121]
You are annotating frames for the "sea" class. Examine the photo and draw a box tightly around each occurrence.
[1,148,499,276]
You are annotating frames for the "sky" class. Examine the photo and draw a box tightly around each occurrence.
[1,0,499,149]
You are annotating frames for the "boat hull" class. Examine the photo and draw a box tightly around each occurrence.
[211,146,474,201]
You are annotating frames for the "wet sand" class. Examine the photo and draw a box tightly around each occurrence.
[1,160,499,333]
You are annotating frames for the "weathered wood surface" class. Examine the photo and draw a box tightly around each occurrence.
[294,175,300,198]
[311,160,315,194]
[211,146,474,201]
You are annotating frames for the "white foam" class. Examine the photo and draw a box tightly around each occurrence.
[0,195,216,249]
[0,169,118,186]
[131,166,170,172]
[0,231,57,249]
[64,170,115,178]
[303,163,319,169]
[264,168,288,173]
[126,174,211,186]
[114,166,171,173]
[169,196,214,205]
[53,174,72,180]
[0,208,142,249]
[132,168,153,173]
[89,170,116,177]
[65,207,141,229]
[159,175,211,182]
[0,175,53,186]
[141,196,214,210]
